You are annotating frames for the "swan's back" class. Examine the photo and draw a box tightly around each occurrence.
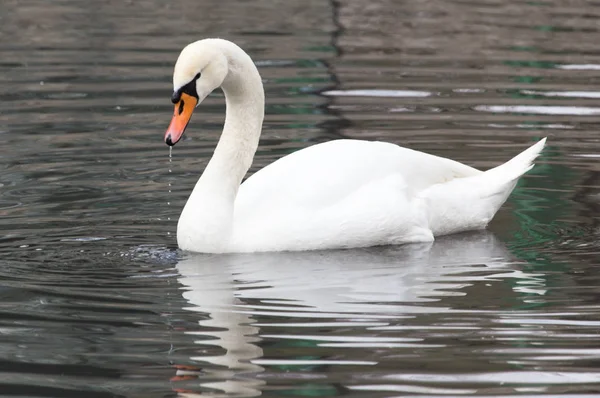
[237,139,481,211]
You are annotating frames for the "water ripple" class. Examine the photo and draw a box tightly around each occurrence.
[1,0,600,396]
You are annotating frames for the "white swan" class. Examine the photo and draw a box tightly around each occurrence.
[164,38,547,253]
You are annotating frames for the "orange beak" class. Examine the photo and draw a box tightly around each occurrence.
[164,92,198,146]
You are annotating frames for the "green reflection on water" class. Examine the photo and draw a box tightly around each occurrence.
[504,142,581,311]
[535,25,555,32]
[504,60,557,69]
[279,384,339,397]
[513,75,542,84]
[497,41,582,311]
[304,45,336,53]
[509,46,539,52]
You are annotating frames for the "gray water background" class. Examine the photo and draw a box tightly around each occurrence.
[1,0,600,397]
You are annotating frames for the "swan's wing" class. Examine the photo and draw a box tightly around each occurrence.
[236,139,481,213]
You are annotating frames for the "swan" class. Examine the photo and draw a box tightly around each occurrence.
[164,38,547,253]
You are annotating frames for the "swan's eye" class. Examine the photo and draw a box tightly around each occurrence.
[172,75,200,104]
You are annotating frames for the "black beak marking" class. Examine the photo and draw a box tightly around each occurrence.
[171,72,201,104]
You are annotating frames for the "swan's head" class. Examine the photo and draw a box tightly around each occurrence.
[165,40,229,146]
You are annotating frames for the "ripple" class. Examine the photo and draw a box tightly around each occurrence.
[60,237,107,242]
[253,359,378,366]
[474,105,600,115]
[349,384,477,395]
[384,371,600,385]
[260,334,423,343]
[557,64,600,70]
[520,90,600,98]
[322,89,433,97]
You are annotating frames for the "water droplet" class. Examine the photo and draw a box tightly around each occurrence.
[167,147,174,238]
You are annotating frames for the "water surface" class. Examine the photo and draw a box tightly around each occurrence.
[1,0,600,397]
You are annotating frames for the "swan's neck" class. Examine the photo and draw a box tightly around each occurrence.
[178,48,264,252]
[203,79,264,193]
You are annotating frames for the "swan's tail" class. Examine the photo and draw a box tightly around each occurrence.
[423,138,547,236]
[484,137,547,182]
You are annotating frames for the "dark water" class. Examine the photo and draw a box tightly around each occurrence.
[1,0,600,396]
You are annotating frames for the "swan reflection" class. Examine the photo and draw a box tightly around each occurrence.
[174,231,544,396]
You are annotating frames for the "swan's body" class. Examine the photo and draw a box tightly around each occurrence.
[164,38,546,253]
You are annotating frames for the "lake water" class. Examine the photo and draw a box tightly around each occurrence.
[1,0,600,397]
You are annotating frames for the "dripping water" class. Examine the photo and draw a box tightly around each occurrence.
[167,146,172,236]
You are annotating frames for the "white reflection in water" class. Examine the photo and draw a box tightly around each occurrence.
[175,232,544,397]
[557,64,600,70]
[453,88,485,93]
[487,123,574,129]
[322,89,433,97]
[176,258,265,397]
[520,90,600,98]
[474,105,600,115]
